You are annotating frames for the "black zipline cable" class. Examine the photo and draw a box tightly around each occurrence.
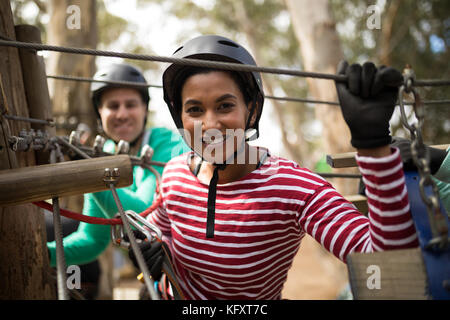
[46,74,450,106]
[2,37,448,106]
[2,38,450,87]
[46,75,163,88]
[0,39,346,81]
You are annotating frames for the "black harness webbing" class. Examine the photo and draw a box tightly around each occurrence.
[206,164,226,238]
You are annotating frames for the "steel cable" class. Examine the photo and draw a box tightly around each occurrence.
[2,38,449,87]
[46,74,450,106]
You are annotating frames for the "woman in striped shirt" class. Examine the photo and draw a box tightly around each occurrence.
[129,35,419,300]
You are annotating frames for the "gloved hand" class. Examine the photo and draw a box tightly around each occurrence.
[128,239,164,280]
[335,61,403,149]
[391,137,447,175]
[127,229,169,281]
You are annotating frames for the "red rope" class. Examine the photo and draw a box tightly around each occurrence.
[33,186,162,225]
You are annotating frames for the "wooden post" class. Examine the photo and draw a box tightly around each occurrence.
[0,155,133,206]
[346,248,428,299]
[327,144,449,169]
[0,1,55,299]
[15,24,56,165]
[344,194,368,215]
[325,144,445,299]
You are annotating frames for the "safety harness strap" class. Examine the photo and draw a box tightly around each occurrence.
[160,244,185,300]
[206,164,225,238]
[405,171,450,299]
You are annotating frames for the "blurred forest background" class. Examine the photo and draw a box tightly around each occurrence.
[12,0,450,171]
[10,0,450,299]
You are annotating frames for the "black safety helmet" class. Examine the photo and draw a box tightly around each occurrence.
[163,36,266,239]
[162,35,264,139]
[91,63,150,119]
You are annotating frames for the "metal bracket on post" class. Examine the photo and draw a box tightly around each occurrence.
[116,140,130,155]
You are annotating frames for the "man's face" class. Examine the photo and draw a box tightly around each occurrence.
[98,88,147,142]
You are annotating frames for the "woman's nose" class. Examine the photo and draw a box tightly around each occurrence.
[202,110,220,131]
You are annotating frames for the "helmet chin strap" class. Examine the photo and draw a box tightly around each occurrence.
[205,138,247,238]
[206,164,225,238]
[203,97,259,238]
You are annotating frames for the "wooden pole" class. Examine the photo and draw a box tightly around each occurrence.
[326,145,443,299]
[327,144,449,168]
[346,248,428,299]
[0,1,54,299]
[0,155,133,207]
[15,24,56,165]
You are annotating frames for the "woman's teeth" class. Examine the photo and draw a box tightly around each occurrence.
[203,135,227,145]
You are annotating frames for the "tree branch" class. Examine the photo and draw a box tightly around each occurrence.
[378,0,401,65]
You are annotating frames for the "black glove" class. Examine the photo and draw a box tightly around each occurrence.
[127,228,169,281]
[335,61,403,149]
[391,137,447,175]
[128,239,164,280]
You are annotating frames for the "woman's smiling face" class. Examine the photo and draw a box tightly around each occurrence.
[180,71,252,164]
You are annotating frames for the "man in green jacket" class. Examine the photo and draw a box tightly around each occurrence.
[46,63,188,292]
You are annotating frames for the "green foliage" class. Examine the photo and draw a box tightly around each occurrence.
[97,0,128,46]
[11,0,448,146]
[11,0,48,41]
[330,0,449,144]
[98,1,158,72]
[138,0,316,161]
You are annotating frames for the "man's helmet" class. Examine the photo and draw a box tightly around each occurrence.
[91,63,150,118]
[162,35,264,138]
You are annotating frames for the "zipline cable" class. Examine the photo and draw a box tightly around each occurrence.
[1,38,450,87]
[46,74,450,106]
[108,177,160,300]
[0,39,346,81]
[49,141,69,300]
[46,74,163,89]
[51,196,69,300]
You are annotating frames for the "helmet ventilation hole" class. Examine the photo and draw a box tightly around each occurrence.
[218,40,239,48]
[173,46,184,54]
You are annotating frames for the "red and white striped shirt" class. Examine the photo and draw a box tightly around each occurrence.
[148,148,418,300]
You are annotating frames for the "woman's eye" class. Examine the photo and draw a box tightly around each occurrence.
[218,103,234,110]
[186,106,202,114]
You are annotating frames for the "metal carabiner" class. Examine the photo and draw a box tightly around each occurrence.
[111,220,129,248]
[110,210,163,249]
[125,210,163,241]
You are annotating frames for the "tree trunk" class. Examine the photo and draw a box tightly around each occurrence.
[282,0,353,300]
[46,0,98,212]
[0,1,55,299]
[231,1,310,166]
[46,1,116,300]
[47,0,98,138]
[15,24,56,166]
[284,0,357,196]
[378,0,401,66]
